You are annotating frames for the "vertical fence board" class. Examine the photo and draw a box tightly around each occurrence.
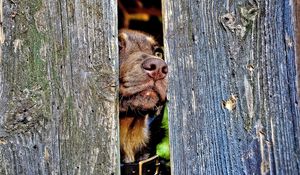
[296,0,300,99]
[163,0,299,174]
[0,0,119,174]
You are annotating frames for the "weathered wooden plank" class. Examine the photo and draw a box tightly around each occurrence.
[163,0,300,174]
[0,0,119,174]
[295,0,300,100]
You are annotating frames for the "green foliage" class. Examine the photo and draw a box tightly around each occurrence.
[156,105,170,160]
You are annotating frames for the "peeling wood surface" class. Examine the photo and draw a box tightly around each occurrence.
[163,0,300,174]
[0,0,119,174]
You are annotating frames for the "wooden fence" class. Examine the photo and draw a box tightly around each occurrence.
[0,0,299,174]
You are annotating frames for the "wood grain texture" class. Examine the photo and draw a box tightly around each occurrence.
[295,0,300,100]
[162,0,300,174]
[0,0,119,174]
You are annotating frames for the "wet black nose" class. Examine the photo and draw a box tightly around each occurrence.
[142,58,168,80]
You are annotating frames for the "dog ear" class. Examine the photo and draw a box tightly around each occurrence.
[118,32,127,50]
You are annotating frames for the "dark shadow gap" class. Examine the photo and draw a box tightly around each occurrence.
[118,0,163,45]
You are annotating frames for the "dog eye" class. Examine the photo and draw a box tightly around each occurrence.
[155,52,163,58]
[154,47,164,59]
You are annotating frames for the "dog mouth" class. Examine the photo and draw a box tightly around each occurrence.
[139,88,157,99]
[119,84,166,113]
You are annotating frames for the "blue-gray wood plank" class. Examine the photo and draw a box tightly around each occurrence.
[163,0,300,174]
[296,0,300,100]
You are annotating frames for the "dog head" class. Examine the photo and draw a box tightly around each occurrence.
[119,29,168,113]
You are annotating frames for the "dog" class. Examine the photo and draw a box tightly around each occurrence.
[119,29,169,175]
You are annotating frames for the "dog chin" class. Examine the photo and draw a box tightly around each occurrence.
[120,90,161,113]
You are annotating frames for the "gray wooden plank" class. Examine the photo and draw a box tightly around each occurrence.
[163,0,300,174]
[295,0,300,101]
[0,0,119,174]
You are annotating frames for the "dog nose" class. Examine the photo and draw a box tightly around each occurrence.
[142,58,168,80]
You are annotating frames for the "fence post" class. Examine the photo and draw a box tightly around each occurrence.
[163,0,300,174]
[0,1,119,174]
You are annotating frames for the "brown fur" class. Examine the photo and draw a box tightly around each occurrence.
[119,29,167,163]
[119,115,149,163]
